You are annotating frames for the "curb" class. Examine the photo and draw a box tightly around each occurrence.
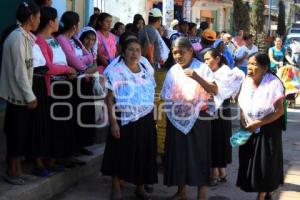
[0,144,104,200]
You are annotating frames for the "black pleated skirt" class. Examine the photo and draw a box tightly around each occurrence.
[4,102,30,158]
[211,100,232,168]
[101,111,158,185]
[73,78,96,149]
[164,112,211,186]
[49,79,75,158]
[236,118,284,192]
[28,75,50,157]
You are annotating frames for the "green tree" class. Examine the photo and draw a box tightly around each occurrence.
[250,0,265,34]
[277,0,286,36]
[233,0,250,34]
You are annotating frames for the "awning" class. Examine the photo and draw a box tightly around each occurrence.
[201,10,212,18]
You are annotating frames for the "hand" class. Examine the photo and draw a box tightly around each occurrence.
[111,122,120,139]
[240,118,247,129]
[67,68,77,80]
[67,73,77,80]
[159,59,165,65]
[245,120,261,133]
[85,66,97,74]
[184,69,199,81]
[27,99,38,110]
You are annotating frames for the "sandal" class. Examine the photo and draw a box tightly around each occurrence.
[19,174,35,181]
[135,190,151,200]
[265,193,273,200]
[170,192,187,200]
[48,165,65,173]
[218,175,227,183]
[208,177,219,186]
[3,175,25,185]
[145,184,154,193]
[111,188,122,200]
[33,168,53,177]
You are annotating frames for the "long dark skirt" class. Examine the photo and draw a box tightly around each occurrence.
[73,78,96,149]
[28,75,50,157]
[101,111,158,185]
[236,118,284,192]
[211,100,232,168]
[4,103,30,158]
[164,112,211,186]
[49,79,75,158]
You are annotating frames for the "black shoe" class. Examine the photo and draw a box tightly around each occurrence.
[265,193,273,200]
[135,190,151,200]
[80,148,94,156]
[145,184,154,193]
[218,175,227,183]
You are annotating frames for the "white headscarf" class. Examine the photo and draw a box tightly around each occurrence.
[77,26,98,55]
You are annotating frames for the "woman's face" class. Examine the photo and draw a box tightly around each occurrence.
[247,56,267,81]
[45,0,53,7]
[137,19,145,31]
[101,17,112,31]
[82,33,97,50]
[190,26,197,36]
[124,42,141,65]
[31,12,41,32]
[274,38,282,47]
[116,25,125,36]
[245,37,253,46]
[204,52,220,72]
[51,17,59,33]
[172,46,193,67]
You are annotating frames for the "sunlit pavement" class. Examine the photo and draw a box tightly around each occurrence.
[48,98,300,200]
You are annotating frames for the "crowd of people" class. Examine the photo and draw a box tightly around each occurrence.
[0,1,289,200]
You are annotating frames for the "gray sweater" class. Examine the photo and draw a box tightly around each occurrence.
[0,27,36,105]
[139,25,160,66]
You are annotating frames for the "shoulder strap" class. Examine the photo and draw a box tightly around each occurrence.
[98,32,113,62]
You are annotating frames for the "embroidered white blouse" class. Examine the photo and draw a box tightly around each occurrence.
[161,58,214,134]
[104,59,156,126]
[238,73,284,125]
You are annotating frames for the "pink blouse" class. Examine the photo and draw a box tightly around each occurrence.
[56,34,94,71]
[97,31,117,66]
[36,34,73,96]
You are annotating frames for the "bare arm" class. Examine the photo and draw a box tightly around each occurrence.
[285,49,295,65]
[245,98,284,132]
[268,48,279,65]
[106,90,120,139]
[184,69,218,94]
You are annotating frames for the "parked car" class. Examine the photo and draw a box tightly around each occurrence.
[283,34,300,54]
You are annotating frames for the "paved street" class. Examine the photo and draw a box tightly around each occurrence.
[50,101,300,200]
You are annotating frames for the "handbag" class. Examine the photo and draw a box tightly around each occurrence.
[230,128,252,147]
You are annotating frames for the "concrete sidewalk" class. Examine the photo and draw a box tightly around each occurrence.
[0,103,106,200]
[50,100,300,200]
[0,100,300,200]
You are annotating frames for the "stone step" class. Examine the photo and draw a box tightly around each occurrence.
[0,144,104,200]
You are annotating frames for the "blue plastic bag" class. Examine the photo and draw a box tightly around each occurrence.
[230,128,252,147]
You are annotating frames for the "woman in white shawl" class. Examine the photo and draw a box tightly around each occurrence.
[161,37,218,200]
[101,38,157,200]
[203,49,244,186]
[237,52,285,200]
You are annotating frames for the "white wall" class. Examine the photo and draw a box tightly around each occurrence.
[52,0,67,19]
[102,0,147,24]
